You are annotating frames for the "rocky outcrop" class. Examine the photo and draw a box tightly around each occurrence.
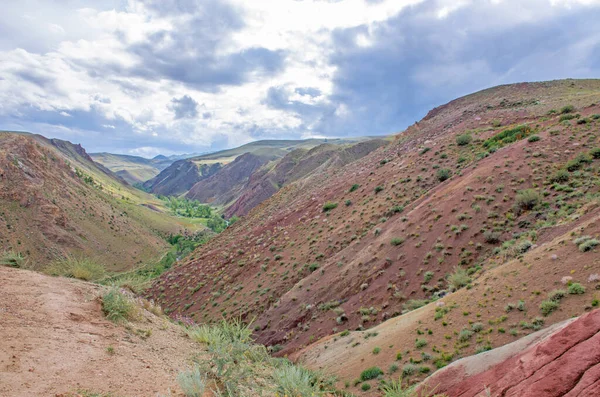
[421,309,600,397]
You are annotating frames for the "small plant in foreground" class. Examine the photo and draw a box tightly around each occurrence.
[101,287,137,323]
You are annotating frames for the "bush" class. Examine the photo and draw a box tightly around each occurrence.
[527,135,540,142]
[579,239,599,252]
[420,147,431,155]
[102,287,137,323]
[515,189,540,210]
[360,367,383,381]
[540,300,559,316]
[415,339,427,349]
[349,184,360,192]
[390,237,405,246]
[361,383,371,391]
[0,251,25,268]
[560,105,575,114]
[273,364,322,397]
[559,113,579,122]
[483,125,533,149]
[447,266,470,291]
[550,169,570,183]
[566,153,593,171]
[458,329,473,342]
[177,366,206,397]
[374,186,384,193]
[548,289,566,302]
[483,230,501,244]
[568,283,586,295]
[45,256,106,281]
[456,134,472,146]
[322,202,338,212]
[402,364,416,376]
[436,168,452,182]
[590,148,600,159]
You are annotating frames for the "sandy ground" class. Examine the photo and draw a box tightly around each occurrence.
[0,266,206,397]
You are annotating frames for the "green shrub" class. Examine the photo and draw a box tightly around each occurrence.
[559,113,579,122]
[590,148,600,159]
[560,105,575,114]
[550,169,570,183]
[456,134,472,146]
[566,153,593,171]
[447,266,470,291]
[424,271,434,283]
[458,329,473,342]
[402,364,416,376]
[527,135,540,142]
[322,202,338,212]
[273,364,322,397]
[548,289,566,302]
[177,366,206,397]
[0,251,25,268]
[360,366,383,381]
[415,339,427,349]
[483,125,533,149]
[102,287,137,322]
[374,186,384,193]
[45,256,106,281]
[540,300,559,316]
[436,168,452,182]
[515,189,540,210]
[579,239,599,252]
[361,383,371,391]
[483,230,501,244]
[349,184,360,192]
[568,283,586,295]
[390,237,405,246]
[420,147,431,155]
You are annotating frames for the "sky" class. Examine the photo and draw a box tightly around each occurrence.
[1,0,600,157]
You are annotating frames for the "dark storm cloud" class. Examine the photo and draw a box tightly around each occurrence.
[124,0,286,92]
[169,95,199,119]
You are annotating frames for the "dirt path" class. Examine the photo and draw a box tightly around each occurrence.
[0,267,205,397]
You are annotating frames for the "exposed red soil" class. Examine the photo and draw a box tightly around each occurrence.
[0,266,205,397]
[421,309,600,397]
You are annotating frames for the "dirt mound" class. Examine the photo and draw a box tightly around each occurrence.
[421,309,600,397]
[0,266,205,397]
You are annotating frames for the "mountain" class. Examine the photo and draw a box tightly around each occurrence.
[0,131,203,271]
[147,79,600,392]
[143,160,223,196]
[90,152,202,185]
[144,136,384,210]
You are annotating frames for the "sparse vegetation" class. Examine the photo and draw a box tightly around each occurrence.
[456,134,472,146]
[436,168,452,182]
[322,202,338,212]
[515,189,540,210]
[0,251,26,268]
[447,267,470,291]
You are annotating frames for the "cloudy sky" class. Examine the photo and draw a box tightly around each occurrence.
[1,0,599,157]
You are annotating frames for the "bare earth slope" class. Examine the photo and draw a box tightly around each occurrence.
[0,266,205,397]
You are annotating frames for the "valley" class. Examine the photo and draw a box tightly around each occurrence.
[2,79,600,397]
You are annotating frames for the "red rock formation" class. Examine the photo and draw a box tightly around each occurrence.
[422,309,600,397]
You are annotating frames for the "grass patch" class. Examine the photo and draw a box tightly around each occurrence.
[0,251,26,268]
[101,287,138,323]
[44,256,106,281]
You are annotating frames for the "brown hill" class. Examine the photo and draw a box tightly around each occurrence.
[147,79,600,390]
[225,139,388,217]
[143,159,222,196]
[0,132,200,271]
[186,152,278,205]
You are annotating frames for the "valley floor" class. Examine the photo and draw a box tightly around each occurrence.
[0,267,205,397]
